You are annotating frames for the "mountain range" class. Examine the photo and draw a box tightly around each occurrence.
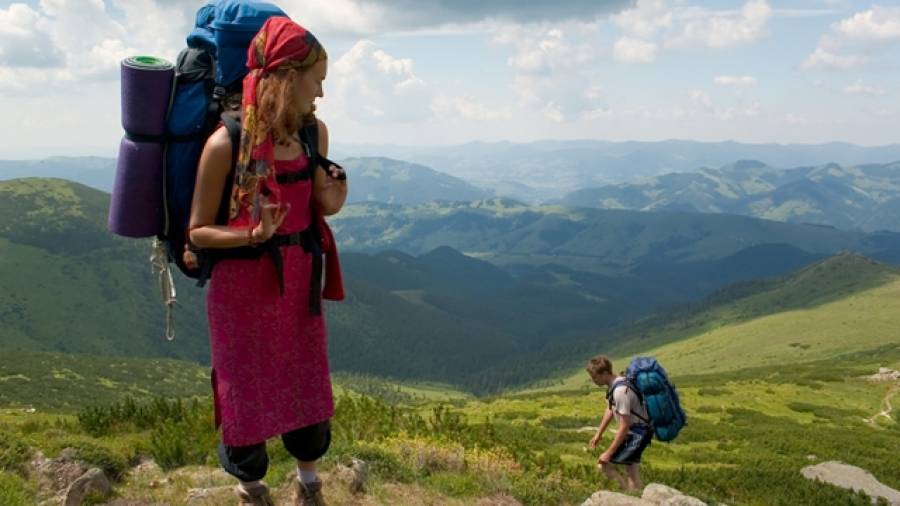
[563,159,900,232]
[333,139,900,201]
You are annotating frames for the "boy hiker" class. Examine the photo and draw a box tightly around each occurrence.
[586,355,652,491]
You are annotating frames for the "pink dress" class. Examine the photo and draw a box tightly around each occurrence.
[207,153,334,447]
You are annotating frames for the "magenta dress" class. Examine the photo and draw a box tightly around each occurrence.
[207,153,334,447]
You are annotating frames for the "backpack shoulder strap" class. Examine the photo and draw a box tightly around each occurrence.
[607,379,625,408]
[221,112,241,169]
[608,379,650,423]
[299,119,320,167]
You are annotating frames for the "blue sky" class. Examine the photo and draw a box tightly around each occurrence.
[1,0,898,158]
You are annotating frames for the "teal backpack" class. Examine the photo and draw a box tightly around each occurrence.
[607,356,687,442]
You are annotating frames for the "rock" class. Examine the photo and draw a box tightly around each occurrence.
[347,457,368,494]
[581,490,655,506]
[333,458,368,494]
[185,485,234,504]
[806,454,818,461]
[801,461,900,505]
[660,496,707,506]
[476,495,524,505]
[129,457,160,478]
[101,501,167,506]
[64,468,112,506]
[642,483,684,503]
[29,449,89,496]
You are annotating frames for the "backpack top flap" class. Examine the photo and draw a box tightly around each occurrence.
[186,3,217,54]
[213,0,287,87]
[186,0,286,87]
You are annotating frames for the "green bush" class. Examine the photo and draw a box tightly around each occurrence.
[78,396,197,436]
[0,472,33,506]
[697,387,731,396]
[0,431,31,474]
[149,407,216,470]
[540,416,593,429]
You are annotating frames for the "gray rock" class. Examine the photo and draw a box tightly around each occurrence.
[642,483,684,503]
[64,468,112,506]
[29,449,89,496]
[581,490,655,506]
[348,457,368,494]
[660,495,707,506]
[802,461,900,505]
[184,485,234,505]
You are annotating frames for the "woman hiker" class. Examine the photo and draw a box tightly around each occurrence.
[188,16,347,506]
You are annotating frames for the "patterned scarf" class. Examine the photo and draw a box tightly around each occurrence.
[230,16,325,224]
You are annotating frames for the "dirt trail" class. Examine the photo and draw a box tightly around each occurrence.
[864,385,897,427]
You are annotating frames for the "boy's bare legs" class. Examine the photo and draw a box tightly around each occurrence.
[625,464,643,491]
[600,462,628,490]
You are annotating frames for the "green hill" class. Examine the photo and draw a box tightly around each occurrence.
[7,177,900,393]
[604,253,900,376]
[342,156,493,204]
[330,198,900,275]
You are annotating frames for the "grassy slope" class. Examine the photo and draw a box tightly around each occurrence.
[613,253,900,376]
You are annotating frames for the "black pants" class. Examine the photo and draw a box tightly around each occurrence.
[218,420,332,482]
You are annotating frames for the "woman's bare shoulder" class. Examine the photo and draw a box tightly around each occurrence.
[200,126,233,174]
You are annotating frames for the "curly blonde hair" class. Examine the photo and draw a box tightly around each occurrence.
[255,50,326,145]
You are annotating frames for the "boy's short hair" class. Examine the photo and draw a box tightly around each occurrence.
[586,355,613,376]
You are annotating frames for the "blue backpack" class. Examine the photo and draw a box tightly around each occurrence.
[161,0,286,278]
[607,356,687,442]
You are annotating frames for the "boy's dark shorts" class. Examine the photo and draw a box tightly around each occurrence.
[611,424,652,465]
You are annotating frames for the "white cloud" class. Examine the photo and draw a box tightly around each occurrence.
[614,36,657,63]
[802,6,900,72]
[0,0,195,93]
[493,22,603,122]
[843,80,887,96]
[714,75,757,87]
[0,3,63,67]
[785,113,808,125]
[499,25,593,72]
[688,89,761,120]
[835,6,900,42]
[430,95,511,121]
[612,0,672,38]
[328,39,430,123]
[801,46,865,70]
[666,0,771,48]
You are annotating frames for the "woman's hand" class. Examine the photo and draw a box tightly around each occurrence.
[251,200,291,244]
[313,161,348,216]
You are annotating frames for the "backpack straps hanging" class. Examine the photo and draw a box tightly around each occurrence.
[607,379,650,424]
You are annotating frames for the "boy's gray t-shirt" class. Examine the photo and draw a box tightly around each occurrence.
[612,379,649,426]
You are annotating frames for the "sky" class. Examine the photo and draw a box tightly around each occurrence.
[0,0,898,158]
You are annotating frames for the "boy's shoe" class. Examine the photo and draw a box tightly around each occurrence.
[235,481,275,506]
[293,477,328,506]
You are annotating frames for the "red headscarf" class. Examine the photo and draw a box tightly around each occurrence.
[230,16,325,224]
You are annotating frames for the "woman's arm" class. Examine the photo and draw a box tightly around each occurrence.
[188,127,286,249]
[313,119,348,216]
